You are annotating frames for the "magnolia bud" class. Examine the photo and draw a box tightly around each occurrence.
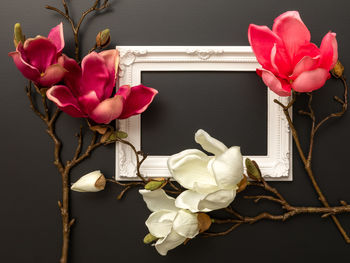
[143,233,158,244]
[245,158,261,181]
[13,23,25,48]
[197,213,212,233]
[71,170,106,192]
[96,29,111,48]
[144,180,164,191]
[331,61,344,78]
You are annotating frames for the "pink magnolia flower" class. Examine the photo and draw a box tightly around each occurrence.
[9,23,66,87]
[46,50,158,124]
[248,11,338,96]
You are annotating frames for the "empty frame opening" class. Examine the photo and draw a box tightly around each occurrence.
[141,71,267,155]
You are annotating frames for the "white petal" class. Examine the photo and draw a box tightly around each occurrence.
[71,170,104,192]
[210,146,244,188]
[198,189,236,211]
[168,149,216,190]
[173,210,199,238]
[139,189,177,212]
[175,190,210,213]
[195,129,228,155]
[155,231,186,256]
[146,210,177,238]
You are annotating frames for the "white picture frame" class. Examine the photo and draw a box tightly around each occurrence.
[115,46,292,181]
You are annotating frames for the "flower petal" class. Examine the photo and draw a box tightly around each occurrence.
[197,189,236,211]
[46,85,85,117]
[89,95,124,124]
[139,189,178,212]
[60,54,82,96]
[248,24,281,71]
[146,210,177,238]
[319,32,338,70]
[168,149,216,190]
[47,23,65,53]
[272,11,310,60]
[155,231,186,256]
[8,50,40,82]
[117,84,158,119]
[81,51,109,100]
[175,190,209,212]
[99,49,118,99]
[292,68,330,92]
[116,85,131,100]
[258,68,292,96]
[292,43,320,67]
[210,146,243,188]
[270,43,292,77]
[194,129,228,156]
[78,91,100,114]
[22,36,58,73]
[38,63,67,87]
[290,55,320,80]
[172,210,199,238]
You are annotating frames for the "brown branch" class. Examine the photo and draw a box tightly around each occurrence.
[46,0,109,61]
[273,78,350,243]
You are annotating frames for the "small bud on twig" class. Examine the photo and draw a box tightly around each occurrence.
[96,29,111,49]
[245,158,262,181]
[13,23,25,48]
[197,213,212,233]
[143,233,158,244]
[331,61,344,78]
[71,170,106,192]
[144,180,165,191]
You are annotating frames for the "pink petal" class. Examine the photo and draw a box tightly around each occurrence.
[292,68,330,92]
[47,23,65,53]
[319,32,338,70]
[115,85,131,100]
[23,36,58,73]
[60,54,82,96]
[290,55,320,80]
[248,24,281,72]
[99,49,118,99]
[292,43,320,67]
[270,43,292,77]
[272,11,311,60]
[89,95,124,124]
[8,50,40,82]
[81,52,109,100]
[46,85,86,117]
[78,91,101,114]
[118,84,158,119]
[37,63,67,87]
[258,69,292,97]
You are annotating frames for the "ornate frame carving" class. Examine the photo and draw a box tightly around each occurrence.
[115,46,292,181]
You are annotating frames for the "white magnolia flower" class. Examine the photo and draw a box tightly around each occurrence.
[71,170,106,192]
[168,129,243,212]
[140,189,199,256]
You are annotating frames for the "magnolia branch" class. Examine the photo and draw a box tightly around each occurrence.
[204,176,350,237]
[46,0,109,61]
[272,73,350,243]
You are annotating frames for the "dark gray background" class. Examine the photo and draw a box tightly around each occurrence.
[1,0,350,262]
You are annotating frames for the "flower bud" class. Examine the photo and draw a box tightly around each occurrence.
[143,233,158,244]
[245,158,261,181]
[71,170,106,192]
[331,61,344,78]
[144,180,165,191]
[13,23,25,48]
[197,213,212,233]
[96,29,111,48]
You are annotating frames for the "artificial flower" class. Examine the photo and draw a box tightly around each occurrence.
[46,50,158,124]
[71,170,106,192]
[9,23,66,87]
[140,189,199,256]
[168,129,243,212]
[248,11,338,96]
